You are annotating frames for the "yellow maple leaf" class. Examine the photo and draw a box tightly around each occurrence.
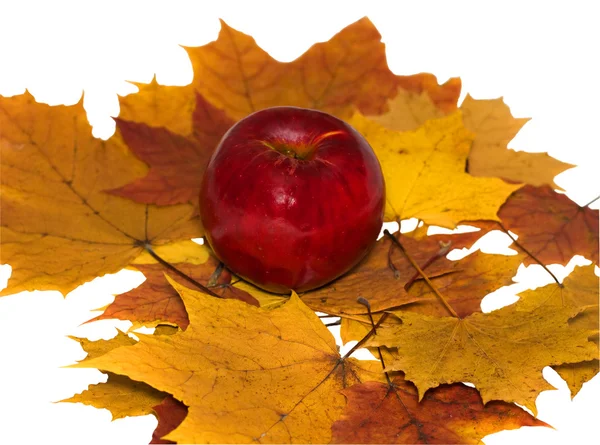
[349,112,522,227]
[461,95,574,188]
[61,372,167,420]
[517,265,599,397]
[367,90,445,132]
[69,331,136,360]
[0,93,202,296]
[365,304,597,413]
[71,278,384,443]
[119,77,196,136]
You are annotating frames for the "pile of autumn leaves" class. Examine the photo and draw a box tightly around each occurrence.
[1,18,598,444]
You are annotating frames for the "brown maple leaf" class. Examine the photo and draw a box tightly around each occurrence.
[0,93,202,297]
[109,93,234,206]
[404,250,526,318]
[90,253,259,330]
[331,375,548,444]
[301,228,487,316]
[499,185,599,265]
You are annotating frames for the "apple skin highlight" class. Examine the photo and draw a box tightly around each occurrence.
[200,106,385,293]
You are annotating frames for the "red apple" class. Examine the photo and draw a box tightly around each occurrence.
[199,106,385,293]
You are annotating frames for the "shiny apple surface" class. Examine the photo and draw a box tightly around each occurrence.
[200,106,385,293]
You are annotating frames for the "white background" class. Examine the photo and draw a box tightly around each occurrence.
[0,1,598,444]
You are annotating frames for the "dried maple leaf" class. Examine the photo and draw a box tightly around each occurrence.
[517,265,599,397]
[109,19,461,208]
[301,228,488,315]
[339,249,524,343]
[461,95,574,188]
[61,372,167,420]
[365,304,598,413]
[331,375,548,444]
[119,77,196,136]
[367,90,445,132]
[151,396,189,445]
[499,185,599,265]
[109,94,234,206]
[0,93,203,296]
[72,280,385,443]
[91,253,259,330]
[186,18,459,121]
[350,112,521,227]
[69,331,136,360]
[405,250,526,318]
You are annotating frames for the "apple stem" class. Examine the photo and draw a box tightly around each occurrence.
[496,222,563,287]
[384,230,460,318]
[144,244,223,298]
[358,297,393,385]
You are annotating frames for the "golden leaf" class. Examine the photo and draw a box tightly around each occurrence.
[349,112,521,227]
[517,265,599,397]
[119,77,196,136]
[72,280,384,443]
[365,304,597,413]
[61,372,167,420]
[0,93,202,296]
[461,95,574,188]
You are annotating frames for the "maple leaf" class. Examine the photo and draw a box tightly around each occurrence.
[365,304,597,413]
[339,249,525,343]
[499,185,599,265]
[517,265,599,397]
[366,90,445,132]
[151,396,189,444]
[69,330,137,360]
[109,93,234,206]
[91,253,259,330]
[185,18,459,121]
[119,77,196,137]
[461,95,574,188]
[72,278,385,443]
[331,375,548,444]
[404,250,526,318]
[61,372,167,420]
[301,228,488,315]
[0,93,203,297]
[350,112,521,227]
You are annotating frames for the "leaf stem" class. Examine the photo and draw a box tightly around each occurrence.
[583,194,600,208]
[358,297,393,385]
[143,244,222,298]
[496,222,563,287]
[341,312,390,361]
[405,241,452,289]
[384,230,459,318]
